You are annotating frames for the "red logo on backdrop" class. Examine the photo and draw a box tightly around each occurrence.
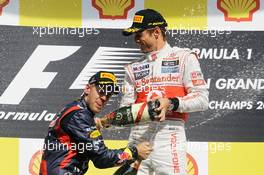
[187,153,199,175]
[29,150,43,175]
[217,0,260,22]
[0,0,9,15]
[92,0,135,19]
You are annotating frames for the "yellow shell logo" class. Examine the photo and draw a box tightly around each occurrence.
[92,0,135,19]
[0,0,9,15]
[187,153,198,175]
[29,150,43,175]
[217,0,260,22]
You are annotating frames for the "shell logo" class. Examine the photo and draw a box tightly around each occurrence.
[0,0,9,15]
[92,0,135,19]
[29,150,43,175]
[217,0,260,22]
[187,153,198,175]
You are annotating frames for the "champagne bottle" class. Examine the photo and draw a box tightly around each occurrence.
[101,100,160,126]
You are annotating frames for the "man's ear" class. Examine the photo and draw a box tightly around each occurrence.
[83,84,91,95]
[154,27,161,39]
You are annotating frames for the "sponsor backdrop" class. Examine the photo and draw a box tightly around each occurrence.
[0,0,263,175]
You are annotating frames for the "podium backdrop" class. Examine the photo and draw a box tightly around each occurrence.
[0,0,263,174]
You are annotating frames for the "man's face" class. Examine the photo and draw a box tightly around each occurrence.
[134,29,157,53]
[84,84,112,113]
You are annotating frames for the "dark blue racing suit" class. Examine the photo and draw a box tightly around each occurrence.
[39,99,137,175]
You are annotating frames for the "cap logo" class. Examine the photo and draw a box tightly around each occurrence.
[124,28,139,33]
[100,72,117,83]
[148,21,165,26]
[133,15,144,23]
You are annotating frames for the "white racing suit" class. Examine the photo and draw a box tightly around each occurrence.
[120,43,209,175]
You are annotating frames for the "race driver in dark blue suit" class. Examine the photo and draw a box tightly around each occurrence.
[39,71,152,175]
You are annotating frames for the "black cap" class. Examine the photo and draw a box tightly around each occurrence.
[123,9,167,36]
[89,71,119,95]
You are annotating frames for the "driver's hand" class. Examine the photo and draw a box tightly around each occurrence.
[136,142,153,160]
[153,97,170,121]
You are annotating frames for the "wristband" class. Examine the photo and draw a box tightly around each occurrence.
[128,145,138,160]
[169,98,179,111]
[147,100,160,120]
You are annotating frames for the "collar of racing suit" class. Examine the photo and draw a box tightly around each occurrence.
[146,42,171,62]
[80,98,96,116]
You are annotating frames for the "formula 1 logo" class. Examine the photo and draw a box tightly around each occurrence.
[217,0,260,22]
[0,45,80,105]
[92,0,135,19]
[0,0,9,15]
[0,45,140,105]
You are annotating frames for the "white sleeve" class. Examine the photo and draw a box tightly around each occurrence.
[119,66,137,107]
[177,53,209,113]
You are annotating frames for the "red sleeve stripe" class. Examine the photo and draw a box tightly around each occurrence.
[135,102,147,124]
[55,105,81,131]
[53,105,81,169]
